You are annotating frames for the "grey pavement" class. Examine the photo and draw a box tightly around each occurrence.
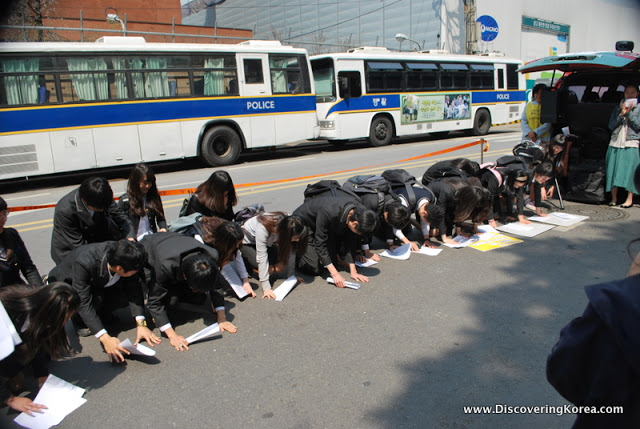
[1,128,637,428]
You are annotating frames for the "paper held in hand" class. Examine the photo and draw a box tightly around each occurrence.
[380,243,411,260]
[273,275,299,301]
[14,374,86,429]
[119,338,156,356]
[185,323,221,344]
[326,277,360,289]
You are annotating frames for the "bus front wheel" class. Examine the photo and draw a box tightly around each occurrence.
[368,117,393,147]
[471,110,491,136]
[200,126,241,166]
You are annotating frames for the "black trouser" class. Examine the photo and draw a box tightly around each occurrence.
[240,244,279,274]
[296,232,346,276]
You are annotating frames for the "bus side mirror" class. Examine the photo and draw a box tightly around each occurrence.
[616,41,634,52]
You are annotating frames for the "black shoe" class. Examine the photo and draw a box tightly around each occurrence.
[77,328,92,337]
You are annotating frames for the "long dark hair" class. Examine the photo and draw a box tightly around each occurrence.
[0,282,79,360]
[453,185,492,223]
[254,212,308,268]
[195,171,238,214]
[127,163,165,219]
[275,215,308,266]
[199,216,243,265]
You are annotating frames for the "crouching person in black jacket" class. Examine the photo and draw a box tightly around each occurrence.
[48,240,154,363]
[292,196,378,288]
[141,232,237,352]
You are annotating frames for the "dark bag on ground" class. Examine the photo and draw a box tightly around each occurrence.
[565,159,606,203]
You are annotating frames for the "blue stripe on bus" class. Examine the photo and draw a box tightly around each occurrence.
[325,90,527,118]
[471,90,527,103]
[0,95,316,134]
[326,95,401,118]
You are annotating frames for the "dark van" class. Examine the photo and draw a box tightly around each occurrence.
[518,41,640,203]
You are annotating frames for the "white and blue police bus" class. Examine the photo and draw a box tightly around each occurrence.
[0,37,318,180]
[310,47,526,146]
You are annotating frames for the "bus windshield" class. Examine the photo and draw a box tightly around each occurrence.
[311,58,335,103]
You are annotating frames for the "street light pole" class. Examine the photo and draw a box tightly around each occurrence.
[395,33,422,51]
[105,7,126,36]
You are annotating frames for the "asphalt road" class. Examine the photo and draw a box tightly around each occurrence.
[1,125,638,429]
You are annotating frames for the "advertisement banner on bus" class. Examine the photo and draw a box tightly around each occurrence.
[400,93,471,125]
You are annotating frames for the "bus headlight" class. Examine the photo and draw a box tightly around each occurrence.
[319,120,335,130]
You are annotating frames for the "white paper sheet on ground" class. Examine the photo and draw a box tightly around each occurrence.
[412,247,442,256]
[528,212,589,227]
[476,225,498,234]
[0,301,22,360]
[326,277,361,290]
[444,234,479,248]
[380,243,411,260]
[185,323,221,344]
[220,264,249,299]
[119,338,156,357]
[14,374,86,429]
[355,258,378,267]
[497,222,555,237]
[274,276,299,301]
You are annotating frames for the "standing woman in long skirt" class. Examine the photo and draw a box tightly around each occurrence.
[606,84,640,208]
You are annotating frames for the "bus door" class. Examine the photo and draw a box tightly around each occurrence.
[237,53,276,147]
[493,63,508,121]
[495,64,507,90]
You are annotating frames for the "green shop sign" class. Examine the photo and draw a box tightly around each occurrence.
[522,16,570,34]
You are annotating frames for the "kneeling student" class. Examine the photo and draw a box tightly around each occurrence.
[292,195,377,288]
[142,232,237,352]
[48,240,156,363]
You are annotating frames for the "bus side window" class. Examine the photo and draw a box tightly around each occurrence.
[244,59,264,84]
[338,71,361,99]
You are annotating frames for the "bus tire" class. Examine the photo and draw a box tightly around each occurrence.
[200,126,242,166]
[368,116,393,147]
[471,109,491,135]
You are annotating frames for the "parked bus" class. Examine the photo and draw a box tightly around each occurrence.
[0,37,318,180]
[310,47,526,146]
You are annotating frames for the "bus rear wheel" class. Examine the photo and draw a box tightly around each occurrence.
[368,117,393,147]
[200,126,241,166]
[471,109,491,135]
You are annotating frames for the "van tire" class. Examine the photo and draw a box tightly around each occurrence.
[471,109,491,135]
[368,117,394,147]
[200,126,241,166]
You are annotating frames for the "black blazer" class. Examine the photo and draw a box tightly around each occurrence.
[0,227,42,287]
[48,241,145,335]
[117,193,167,236]
[50,189,134,264]
[141,232,227,328]
[292,195,361,267]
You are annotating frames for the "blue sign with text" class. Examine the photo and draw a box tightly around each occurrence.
[477,15,499,42]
